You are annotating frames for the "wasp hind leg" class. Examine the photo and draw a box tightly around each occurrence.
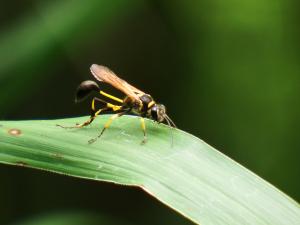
[57,97,109,129]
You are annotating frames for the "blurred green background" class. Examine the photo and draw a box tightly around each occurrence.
[0,0,299,224]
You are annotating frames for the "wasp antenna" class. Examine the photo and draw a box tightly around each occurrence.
[165,114,177,128]
[164,115,175,147]
[75,80,100,102]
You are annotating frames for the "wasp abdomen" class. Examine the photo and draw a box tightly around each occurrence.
[76,80,100,102]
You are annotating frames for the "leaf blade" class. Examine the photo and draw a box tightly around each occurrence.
[0,116,299,225]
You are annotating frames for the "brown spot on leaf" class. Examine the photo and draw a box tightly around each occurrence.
[8,128,22,136]
[52,153,64,159]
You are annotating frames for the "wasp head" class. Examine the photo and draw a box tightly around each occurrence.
[150,104,166,123]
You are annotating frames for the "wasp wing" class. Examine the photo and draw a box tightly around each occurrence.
[121,77,144,95]
[90,64,144,103]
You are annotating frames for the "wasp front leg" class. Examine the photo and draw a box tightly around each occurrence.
[140,117,147,145]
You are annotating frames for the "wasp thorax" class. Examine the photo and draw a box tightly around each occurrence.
[151,104,166,122]
[140,94,152,104]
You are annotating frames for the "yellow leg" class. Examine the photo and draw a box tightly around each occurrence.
[56,108,102,129]
[75,108,102,128]
[57,97,105,129]
[57,97,123,129]
[76,98,110,128]
[140,117,147,144]
[88,112,125,144]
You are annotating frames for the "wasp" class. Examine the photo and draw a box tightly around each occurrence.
[59,64,176,144]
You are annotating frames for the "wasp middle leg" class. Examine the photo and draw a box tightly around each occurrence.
[88,109,130,144]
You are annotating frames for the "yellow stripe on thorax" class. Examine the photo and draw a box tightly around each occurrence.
[100,91,123,103]
[148,101,155,108]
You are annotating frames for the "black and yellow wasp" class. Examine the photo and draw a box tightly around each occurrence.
[59,64,176,144]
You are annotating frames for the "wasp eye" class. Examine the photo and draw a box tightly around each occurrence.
[151,104,166,122]
[151,105,158,121]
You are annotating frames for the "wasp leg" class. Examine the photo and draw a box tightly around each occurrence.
[74,108,103,128]
[75,97,117,128]
[57,97,111,129]
[88,110,128,144]
[140,117,147,145]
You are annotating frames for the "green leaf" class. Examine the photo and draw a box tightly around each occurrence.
[0,116,299,225]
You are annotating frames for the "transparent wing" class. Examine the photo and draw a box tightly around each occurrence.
[90,64,144,103]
